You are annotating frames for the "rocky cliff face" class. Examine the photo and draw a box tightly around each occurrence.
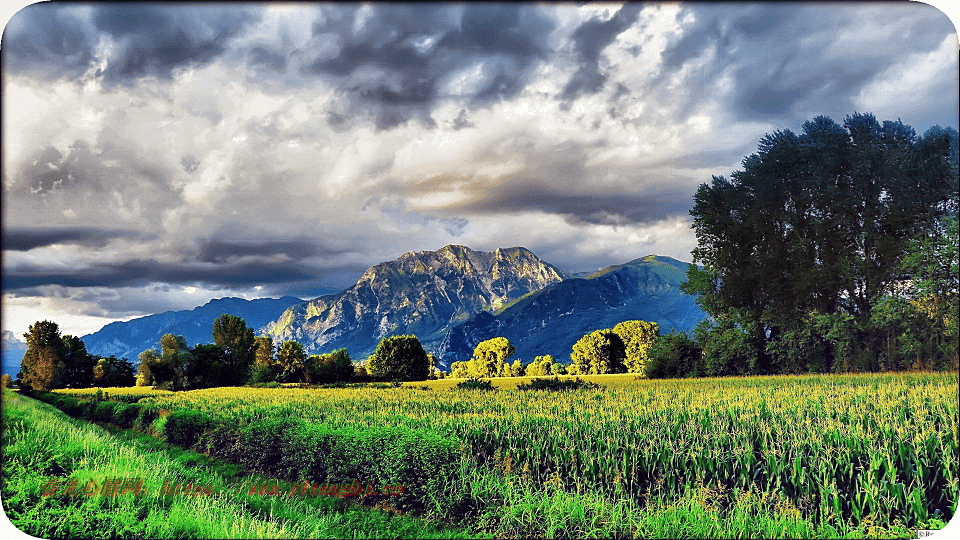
[264,245,566,357]
[435,255,707,368]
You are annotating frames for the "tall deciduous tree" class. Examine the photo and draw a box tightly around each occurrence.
[19,320,67,391]
[276,340,307,383]
[612,320,660,374]
[212,314,256,386]
[685,114,957,373]
[469,337,516,378]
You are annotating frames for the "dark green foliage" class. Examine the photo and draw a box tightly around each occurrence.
[212,314,257,386]
[685,114,958,373]
[367,335,430,381]
[60,335,96,388]
[646,331,705,379]
[516,377,602,391]
[92,355,136,387]
[112,402,139,428]
[133,403,162,431]
[91,400,120,422]
[187,343,226,388]
[247,363,279,384]
[306,348,354,384]
[455,378,496,391]
[162,409,216,448]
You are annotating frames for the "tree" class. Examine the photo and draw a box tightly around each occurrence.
[612,320,660,374]
[19,320,67,391]
[212,314,256,386]
[276,340,307,383]
[510,358,525,377]
[685,114,957,373]
[367,335,430,381]
[305,348,354,384]
[60,335,96,388]
[900,211,959,369]
[188,344,226,388]
[92,356,136,387]
[525,355,556,376]
[469,337,516,378]
[249,336,278,383]
[450,360,471,379]
[646,332,704,379]
[570,329,626,375]
[136,334,191,390]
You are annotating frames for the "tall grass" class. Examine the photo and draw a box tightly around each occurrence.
[1,389,476,539]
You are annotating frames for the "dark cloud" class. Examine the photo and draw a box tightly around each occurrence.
[3,3,260,83]
[561,4,643,101]
[657,3,958,124]
[0,3,93,79]
[2,228,147,251]
[248,46,288,72]
[455,182,693,227]
[4,258,319,291]
[195,238,325,264]
[302,4,554,128]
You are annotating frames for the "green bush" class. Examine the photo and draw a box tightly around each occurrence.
[162,409,216,448]
[112,402,139,428]
[91,400,120,422]
[455,378,496,391]
[516,377,602,391]
[133,403,162,432]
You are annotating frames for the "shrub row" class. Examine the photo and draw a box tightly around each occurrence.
[31,391,462,513]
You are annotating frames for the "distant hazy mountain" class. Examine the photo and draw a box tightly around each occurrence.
[2,330,28,378]
[436,255,707,368]
[264,245,566,358]
[80,296,302,361]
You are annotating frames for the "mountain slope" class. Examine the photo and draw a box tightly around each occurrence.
[2,330,29,378]
[435,255,707,368]
[264,245,566,357]
[80,296,302,361]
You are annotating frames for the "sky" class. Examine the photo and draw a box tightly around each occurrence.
[1,1,958,339]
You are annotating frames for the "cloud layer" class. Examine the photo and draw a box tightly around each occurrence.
[2,2,957,336]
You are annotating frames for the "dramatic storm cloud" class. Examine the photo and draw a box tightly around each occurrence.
[2,2,958,336]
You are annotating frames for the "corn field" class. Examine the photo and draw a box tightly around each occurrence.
[129,372,957,528]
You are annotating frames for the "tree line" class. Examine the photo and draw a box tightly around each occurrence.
[16,320,135,391]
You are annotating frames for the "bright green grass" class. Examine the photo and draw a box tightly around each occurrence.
[0,389,480,539]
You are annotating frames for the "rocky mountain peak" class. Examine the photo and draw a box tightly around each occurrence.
[265,245,567,357]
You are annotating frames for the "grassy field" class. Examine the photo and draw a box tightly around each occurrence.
[20,372,960,537]
[0,389,477,539]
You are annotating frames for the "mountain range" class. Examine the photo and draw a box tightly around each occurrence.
[9,245,708,373]
[79,296,301,360]
[2,330,28,378]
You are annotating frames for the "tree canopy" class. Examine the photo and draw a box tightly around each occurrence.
[684,113,958,373]
[367,335,430,381]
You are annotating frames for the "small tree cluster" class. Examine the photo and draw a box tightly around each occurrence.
[18,320,134,392]
[450,337,516,378]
